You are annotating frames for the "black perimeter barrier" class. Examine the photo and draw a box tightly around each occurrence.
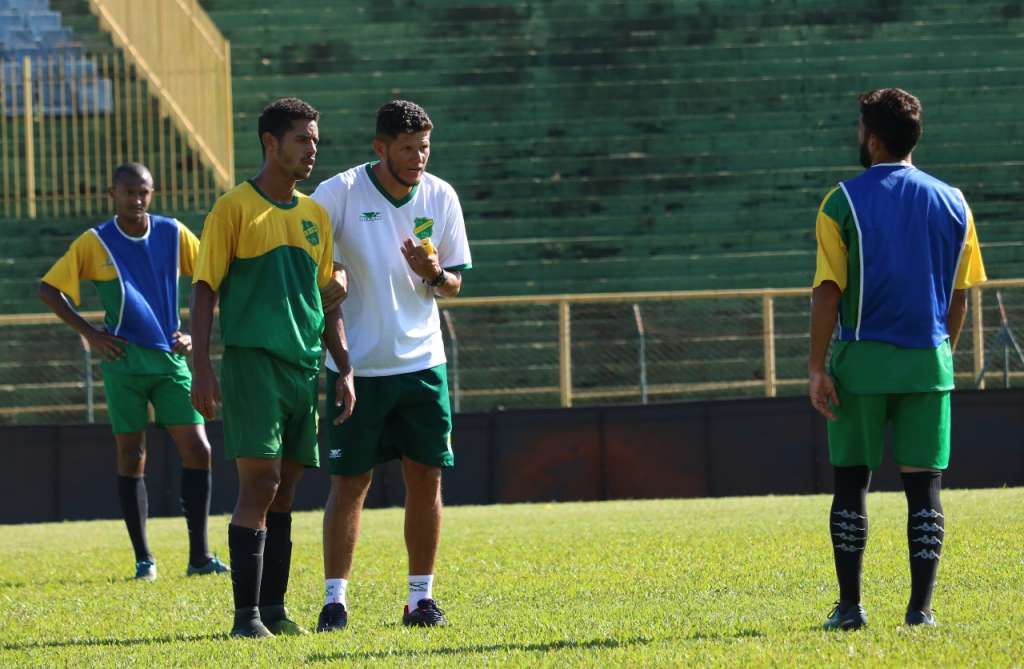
[1,390,1021,524]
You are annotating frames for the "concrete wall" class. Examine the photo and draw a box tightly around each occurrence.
[2,390,1021,524]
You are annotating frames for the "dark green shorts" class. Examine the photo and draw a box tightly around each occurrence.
[103,368,203,434]
[325,364,454,476]
[827,386,950,470]
[221,346,320,467]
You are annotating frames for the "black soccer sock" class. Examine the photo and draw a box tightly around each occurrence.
[829,465,871,605]
[180,467,212,568]
[902,470,944,612]
[228,524,266,614]
[259,511,293,610]
[117,475,152,563]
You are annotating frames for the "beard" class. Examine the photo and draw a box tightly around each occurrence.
[859,140,872,168]
[386,157,419,188]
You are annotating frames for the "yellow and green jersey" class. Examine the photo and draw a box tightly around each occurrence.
[41,218,199,375]
[192,180,334,371]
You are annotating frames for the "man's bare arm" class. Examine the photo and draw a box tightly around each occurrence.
[808,281,842,420]
[322,306,355,424]
[190,281,220,420]
[432,269,462,298]
[38,281,125,360]
[947,288,968,350]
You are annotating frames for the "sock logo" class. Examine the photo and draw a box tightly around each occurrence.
[912,535,943,545]
[912,549,941,560]
[832,509,867,520]
[409,581,429,592]
[831,521,866,532]
[912,522,944,533]
[911,509,944,519]
[831,532,864,542]
[835,544,863,553]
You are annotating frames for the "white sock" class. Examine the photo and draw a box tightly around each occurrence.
[407,574,433,611]
[325,578,348,607]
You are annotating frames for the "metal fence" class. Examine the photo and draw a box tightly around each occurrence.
[1,281,1022,425]
[0,0,232,219]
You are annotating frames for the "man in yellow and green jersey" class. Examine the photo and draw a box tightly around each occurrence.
[39,162,227,582]
[190,98,353,638]
[809,88,986,631]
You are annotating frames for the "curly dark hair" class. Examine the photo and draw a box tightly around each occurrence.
[859,88,922,159]
[375,99,433,141]
[258,97,319,155]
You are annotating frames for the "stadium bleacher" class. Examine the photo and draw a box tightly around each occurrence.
[1,0,1022,420]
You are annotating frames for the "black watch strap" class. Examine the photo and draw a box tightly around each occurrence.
[428,268,447,287]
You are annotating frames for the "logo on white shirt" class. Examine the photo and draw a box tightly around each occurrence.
[359,211,381,222]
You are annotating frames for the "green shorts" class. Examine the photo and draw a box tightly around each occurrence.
[103,368,203,434]
[827,386,951,470]
[325,364,454,476]
[221,346,320,467]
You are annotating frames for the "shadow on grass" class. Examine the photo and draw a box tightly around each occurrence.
[307,635,654,663]
[2,632,229,652]
[687,629,765,641]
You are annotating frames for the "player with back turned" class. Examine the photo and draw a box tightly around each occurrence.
[190,98,352,638]
[38,163,228,582]
[809,88,987,630]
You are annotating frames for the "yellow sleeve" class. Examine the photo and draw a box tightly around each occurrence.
[316,210,334,289]
[192,199,238,291]
[178,221,201,278]
[812,188,847,291]
[954,204,987,289]
[40,232,113,305]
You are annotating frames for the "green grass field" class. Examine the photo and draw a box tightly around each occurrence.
[1,489,1022,667]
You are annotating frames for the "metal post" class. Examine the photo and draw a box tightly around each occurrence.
[971,286,984,389]
[79,334,94,423]
[442,309,460,412]
[559,301,572,407]
[22,56,36,219]
[762,294,777,397]
[632,303,648,404]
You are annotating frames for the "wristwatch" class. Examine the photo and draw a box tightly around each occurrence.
[428,268,447,287]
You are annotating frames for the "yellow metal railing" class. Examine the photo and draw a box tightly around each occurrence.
[0,51,222,217]
[89,0,234,191]
[2,281,1022,422]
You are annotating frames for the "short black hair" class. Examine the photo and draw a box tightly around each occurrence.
[375,99,433,141]
[258,97,319,155]
[859,88,922,158]
[112,162,152,186]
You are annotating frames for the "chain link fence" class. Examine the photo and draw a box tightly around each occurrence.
[2,282,1023,425]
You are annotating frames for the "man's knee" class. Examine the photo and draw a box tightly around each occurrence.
[241,468,281,507]
[330,471,373,500]
[403,460,441,484]
[269,465,305,512]
[172,427,212,468]
[115,436,146,475]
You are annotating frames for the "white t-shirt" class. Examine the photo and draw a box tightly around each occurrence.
[311,163,472,377]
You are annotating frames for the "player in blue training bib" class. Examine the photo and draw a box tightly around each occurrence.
[809,89,986,631]
[39,163,229,582]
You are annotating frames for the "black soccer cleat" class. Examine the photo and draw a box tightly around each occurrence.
[402,598,448,627]
[316,603,348,632]
[905,608,937,626]
[230,607,273,638]
[823,600,867,631]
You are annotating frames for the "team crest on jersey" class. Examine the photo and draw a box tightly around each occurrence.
[413,217,434,240]
[360,211,381,222]
[301,219,319,246]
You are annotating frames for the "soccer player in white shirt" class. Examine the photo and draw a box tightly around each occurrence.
[311,100,472,631]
